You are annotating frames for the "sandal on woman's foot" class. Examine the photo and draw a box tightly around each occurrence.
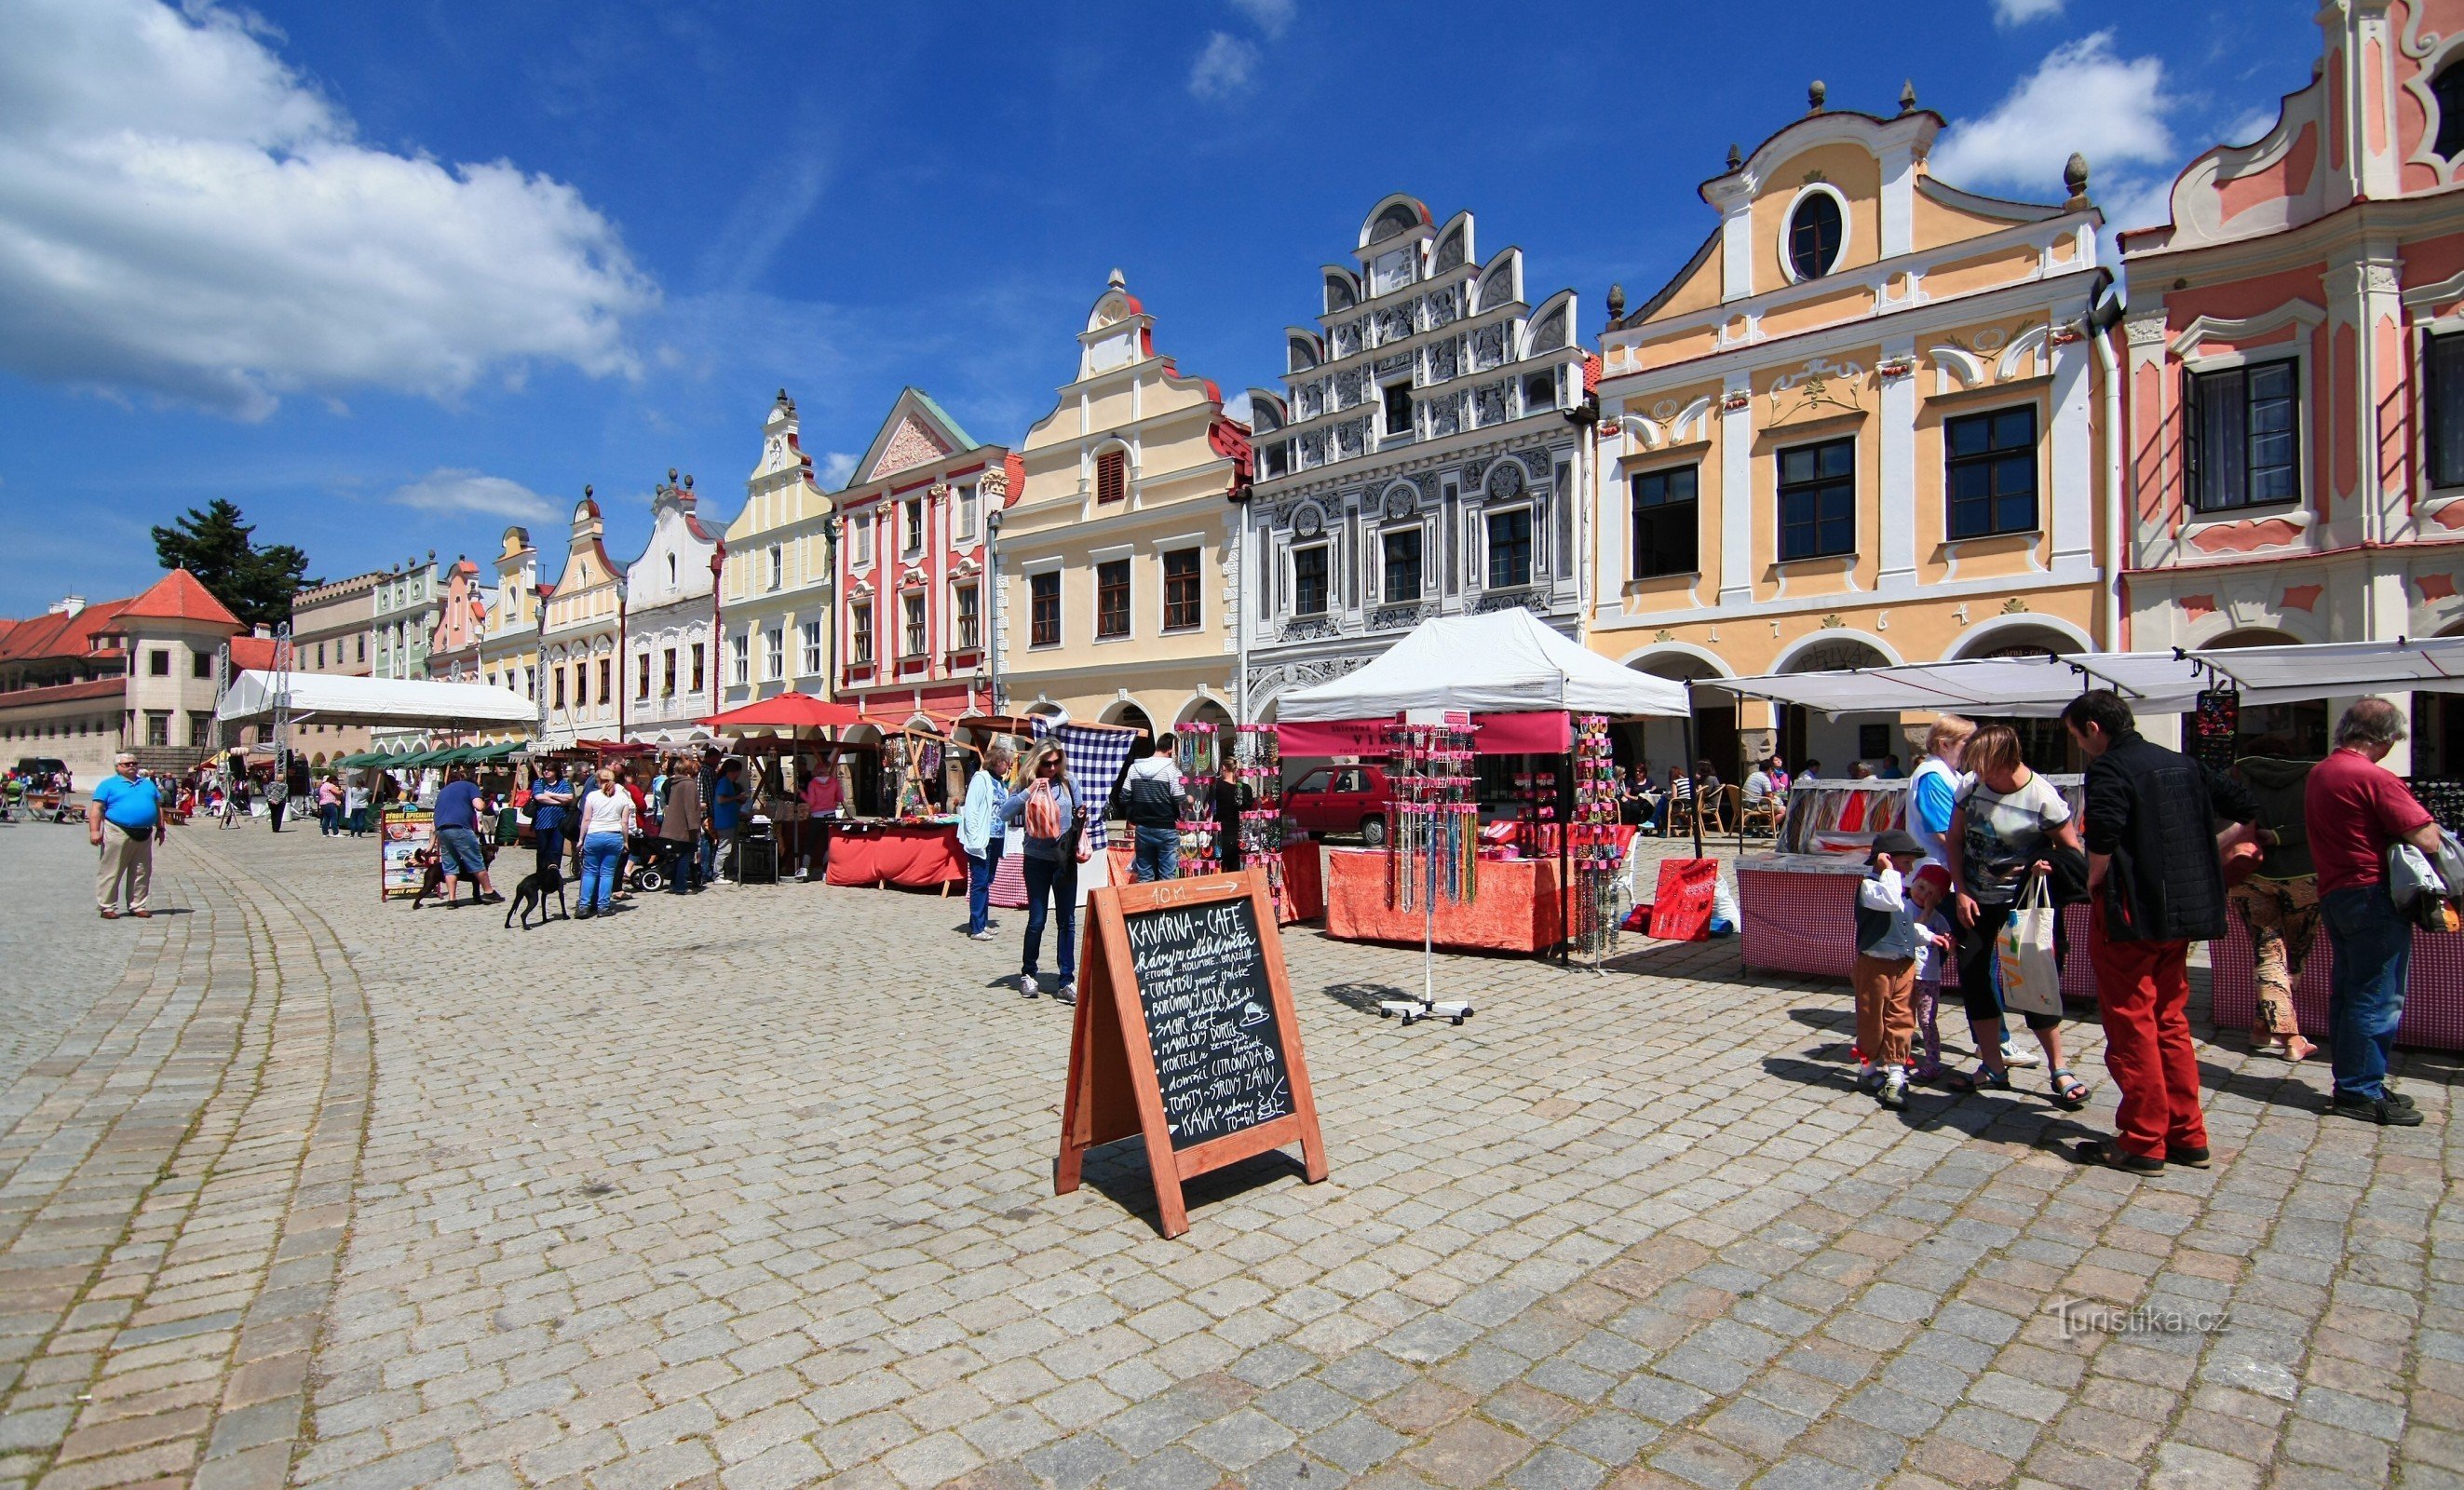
[2071,1138,2163,1173]
[2282,1036,2317,1062]
[2049,1067,2089,1109]
[1946,1063,2013,1095]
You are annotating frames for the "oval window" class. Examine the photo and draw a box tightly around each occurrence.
[1787,192,1844,280]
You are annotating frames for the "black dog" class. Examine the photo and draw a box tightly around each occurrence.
[506,862,569,928]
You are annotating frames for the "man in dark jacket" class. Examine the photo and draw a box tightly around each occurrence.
[1113,735,1186,882]
[2062,689,2258,1172]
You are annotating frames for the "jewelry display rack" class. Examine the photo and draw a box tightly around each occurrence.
[1380,722,1478,1025]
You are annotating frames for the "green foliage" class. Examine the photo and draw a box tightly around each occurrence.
[149,499,316,631]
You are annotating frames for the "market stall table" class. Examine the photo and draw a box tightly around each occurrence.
[2211,919,2464,1051]
[823,820,966,892]
[1098,840,1326,925]
[1324,848,1562,954]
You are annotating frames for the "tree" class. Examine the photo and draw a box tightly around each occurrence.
[150,499,316,632]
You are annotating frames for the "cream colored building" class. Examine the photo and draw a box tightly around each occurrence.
[287,570,380,760]
[1001,272,1250,735]
[626,470,725,743]
[478,527,541,736]
[539,492,625,747]
[1589,84,2114,774]
[720,391,836,708]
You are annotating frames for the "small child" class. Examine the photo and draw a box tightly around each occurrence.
[1853,830,1947,1110]
[1906,862,1956,1082]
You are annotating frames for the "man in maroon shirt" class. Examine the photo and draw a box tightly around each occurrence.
[2306,698,2444,1126]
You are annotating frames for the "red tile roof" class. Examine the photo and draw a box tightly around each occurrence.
[118,570,241,629]
[0,599,131,666]
[227,635,280,673]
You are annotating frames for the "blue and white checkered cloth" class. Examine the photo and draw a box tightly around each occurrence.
[1054,722,1134,855]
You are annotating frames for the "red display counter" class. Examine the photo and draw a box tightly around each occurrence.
[824,821,966,892]
[1100,840,1325,925]
[1736,856,2096,1002]
[1324,848,1562,954]
[2211,917,2464,1051]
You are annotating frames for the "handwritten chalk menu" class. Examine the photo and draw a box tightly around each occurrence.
[1124,896,1293,1150]
[1056,869,1328,1239]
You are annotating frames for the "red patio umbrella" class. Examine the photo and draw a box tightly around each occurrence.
[700,693,866,733]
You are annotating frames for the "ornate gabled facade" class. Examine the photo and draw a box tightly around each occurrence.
[832,387,1019,725]
[1239,194,1589,720]
[720,390,835,710]
[1001,272,1250,735]
[425,559,491,684]
[478,527,539,721]
[1589,86,2112,773]
[2116,0,2464,769]
[539,492,624,748]
[625,469,725,743]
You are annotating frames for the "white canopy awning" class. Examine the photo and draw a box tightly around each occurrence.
[1278,611,1692,720]
[1702,637,2464,718]
[214,670,536,731]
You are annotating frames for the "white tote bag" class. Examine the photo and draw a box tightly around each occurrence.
[1996,875,2064,1020]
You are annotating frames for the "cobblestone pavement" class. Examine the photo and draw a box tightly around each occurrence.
[2,827,2458,1490]
[0,820,139,1091]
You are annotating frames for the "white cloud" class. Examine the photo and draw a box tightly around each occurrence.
[2220,105,2281,145]
[1229,0,1295,39]
[387,467,558,523]
[1222,390,1253,426]
[0,0,656,419]
[1930,32,2178,196]
[819,452,858,486]
[1187,32,1259,100]
[1992,0,2064,26]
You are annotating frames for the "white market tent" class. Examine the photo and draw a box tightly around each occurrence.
[1279,611,1692,720]
[214,670,535,732]
[1702,636,2464,718]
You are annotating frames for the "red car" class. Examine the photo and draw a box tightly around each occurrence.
[1285,764,1391,844]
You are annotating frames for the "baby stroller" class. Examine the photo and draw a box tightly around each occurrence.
[625,831,668,892]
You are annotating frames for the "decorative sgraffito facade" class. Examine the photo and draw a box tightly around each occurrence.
[1001,272,1251,736]
[721,390,836,709]
[625,470,724,744]
[1239,194,1588,722]
[832,387,1019,726]
[539,493,623,748]
[1589,85,2112,773]
[2117,0,2464,769]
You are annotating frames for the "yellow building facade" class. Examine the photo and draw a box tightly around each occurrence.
[1589,86,2116,772]
[539,492,624,747]
[999,272,1251,735]
[478,525,540,732]
[720,390,836,708]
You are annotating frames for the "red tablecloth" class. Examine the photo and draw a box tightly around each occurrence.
[2211,915,2464,1050]
[1736,864,2095,1001]
[1324,848,1561,954]
[1100,841,1324,925]
[824,822,966,891]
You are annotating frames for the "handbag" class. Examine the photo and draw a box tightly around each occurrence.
[1996,875,2065,1019]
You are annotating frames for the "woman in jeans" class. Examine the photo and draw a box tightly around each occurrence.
[575,767,637,919]
[1003,743,1087,1004]
[1943,725,2088,1105]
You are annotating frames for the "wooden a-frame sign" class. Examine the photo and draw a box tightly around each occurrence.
[1055,868,1328,1239]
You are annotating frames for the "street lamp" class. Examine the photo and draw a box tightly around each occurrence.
[984,504,1005,714]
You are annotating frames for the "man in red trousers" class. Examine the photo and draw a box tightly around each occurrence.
[2062,689,2258,1172]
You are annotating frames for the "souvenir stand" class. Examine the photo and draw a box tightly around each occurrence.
[1278,612,1692,1001]
[1226,724,1324,924]
[829,719,971,893]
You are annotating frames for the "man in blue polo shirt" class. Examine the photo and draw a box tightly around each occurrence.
[88,751,166,919]
[430,765,502,908]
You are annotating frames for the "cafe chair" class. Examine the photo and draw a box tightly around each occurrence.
[1738,787,1782,840]
[1695,787,1730,838]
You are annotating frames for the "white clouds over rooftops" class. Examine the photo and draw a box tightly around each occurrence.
[387,468,560,523]
[1229,0,1295,40]
[1930,31,2177,199]
[1187,32,1260,100]
[1992,0,2065,26]
[0,0,656,420]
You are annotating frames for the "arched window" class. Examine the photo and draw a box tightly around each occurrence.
[1787,192,1844,280]
[2437,63,2464,160]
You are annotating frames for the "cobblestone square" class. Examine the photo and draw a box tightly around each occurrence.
[2,821,2457,1489]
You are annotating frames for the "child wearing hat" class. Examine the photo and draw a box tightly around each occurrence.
[1854,830,1951,1109]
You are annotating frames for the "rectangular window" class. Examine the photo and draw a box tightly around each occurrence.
[1031,572,1061,646]
[636,653,651,700]
[854,513,874,565]
[1095,448,1129,505]
[662,648,677,697]
[689,643,705,693]
[316,643,325,669]
[145,711,169,748]
[801,620,823,676]
[188,712,210,748]
[1944,406,2039,538]
[957,482,979,540]
[554,667,566,711]
[192,651,211,678]
[954,585,980,650]
[902,496,924,554]
[2429,332,2464,489]
[1382,381,1414,436]
[851,604,874,665]
[574,661,588,708]
[356,635,365,663]
[149,649,169,676]
[1096,559,1130,639]
[1523,372,1556,413]
[1778,436,1858,561]
[758,627,780,681]
[1631,466,1700,577]
[1163,549,1202,630]
[731,632,750,685]
[597,658,610,705]
[768,545,783,589]
[1485,508,1533,589]
[1382,528,1424,603]
[1293,545,1330,616]
[2186,359,2300,512]
[902,592,927,657]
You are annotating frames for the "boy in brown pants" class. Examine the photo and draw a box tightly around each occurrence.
[1854,829,1948,1110]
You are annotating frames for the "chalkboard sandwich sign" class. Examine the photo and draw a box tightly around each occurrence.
[1056,868,1329,1239]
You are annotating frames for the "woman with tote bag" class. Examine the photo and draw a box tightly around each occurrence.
[1943,725,2089,1107]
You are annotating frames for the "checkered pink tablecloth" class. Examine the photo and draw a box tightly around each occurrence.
[2209,917,2464,1050]
[1737,867,2096,1001]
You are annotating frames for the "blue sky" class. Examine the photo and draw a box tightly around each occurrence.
[0,0,2322,617]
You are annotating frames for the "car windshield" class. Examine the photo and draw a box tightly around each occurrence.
[1293,769,1331,793]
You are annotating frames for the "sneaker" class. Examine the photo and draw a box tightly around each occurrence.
[2001,1040,2042,1069]
[1020,974,1039,998]
[1051,982,1077,1006]
[1878,1070,1909,1110]
[1855,1063,1883,1093]
[969,929,995,941]
[575,905,596,920]
[2333,1093,2426,1126]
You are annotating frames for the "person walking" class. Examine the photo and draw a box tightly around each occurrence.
[1116,735,1185,882]
[1943,725,2087,1104]
[656,752,703,894]
[264,762,291,832]
[2062,690,2257,1171]
[345,776,372,836]
[2229,743,2323,1061]
[1004,743,1088,1002]
[803,757,842,879]
[428,765,502,909]
[708,758,744,887]
[1906,715,2028,1068]
[89,752,166,919]
[575,767,636,918]
[959,743,1015,940]
[316,774,343,836]
[2307,697,2444,1125]
[529,761,575,877]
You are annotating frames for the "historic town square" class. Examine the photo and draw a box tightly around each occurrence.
[4,3,2464,1488]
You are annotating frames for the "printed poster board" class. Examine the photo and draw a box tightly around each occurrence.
[1648,858,1720,941]
[1056,868,1328,1238]
[380,807,434,901]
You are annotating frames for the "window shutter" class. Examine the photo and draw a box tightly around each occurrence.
[2181,366,2203,513]
[2428,330,2446,490]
